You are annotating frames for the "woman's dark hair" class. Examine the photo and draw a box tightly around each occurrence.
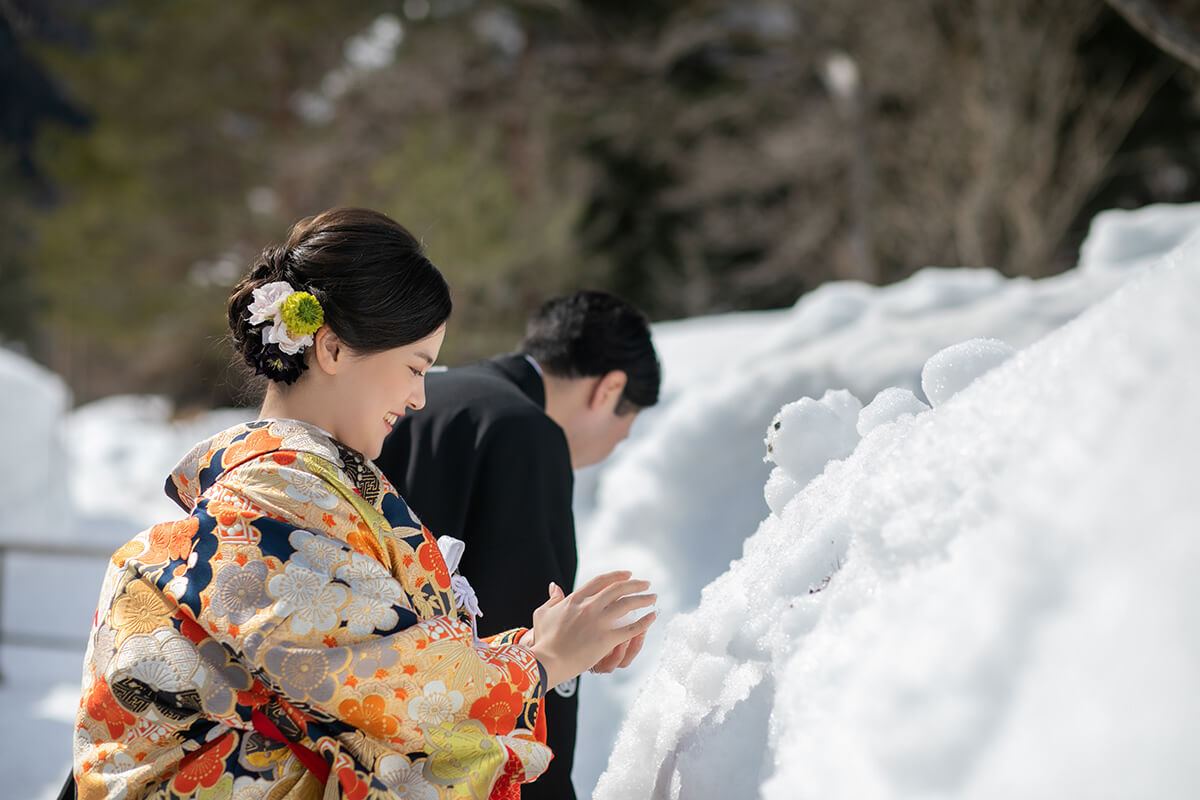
[228,208,451,385]
[518,290,660,412]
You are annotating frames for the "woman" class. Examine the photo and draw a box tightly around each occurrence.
[71,208,656,799]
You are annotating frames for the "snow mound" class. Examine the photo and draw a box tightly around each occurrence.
[594,236,1200,799]
[0,348,72,539]
[1078,202,1200,270]
[572,206,1159,794]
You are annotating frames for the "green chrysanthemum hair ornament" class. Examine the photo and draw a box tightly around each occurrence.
[279,291,324,337]
[245,281,326,383]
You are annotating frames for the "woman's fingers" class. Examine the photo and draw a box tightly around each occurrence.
[529,569,656,686]
[590,641,629,674]
[617,632,646,669]
[573,570,633,598]
[613,609,657,640]
[605,592,656,621]
[591,578,652,609]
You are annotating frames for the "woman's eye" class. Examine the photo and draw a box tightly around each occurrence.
[410,367,425,378]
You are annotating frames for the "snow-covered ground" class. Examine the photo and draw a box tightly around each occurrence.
[1,203,1197,799]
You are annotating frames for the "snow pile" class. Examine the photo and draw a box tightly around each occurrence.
[591,244,1200,795]
[1078,201,1200,270]
[571,205,1180,793]
[0,348,72,540]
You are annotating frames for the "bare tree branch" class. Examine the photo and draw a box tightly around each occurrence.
[1105,0,1200,71]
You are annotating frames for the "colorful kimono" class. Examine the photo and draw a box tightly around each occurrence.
[73,419,551,800]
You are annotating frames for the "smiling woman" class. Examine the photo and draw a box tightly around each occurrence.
[67,208,657,800]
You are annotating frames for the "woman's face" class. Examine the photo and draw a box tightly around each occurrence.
[326,323,446,461]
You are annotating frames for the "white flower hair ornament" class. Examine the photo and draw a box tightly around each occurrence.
[245,280,325,383]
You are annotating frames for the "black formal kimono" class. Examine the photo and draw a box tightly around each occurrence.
[375,354,581,800]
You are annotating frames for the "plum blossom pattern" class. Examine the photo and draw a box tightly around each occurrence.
[408,681,465,728]
[283,469,339,510]
[75,419,550,800]
[290,528,349,575]
[110,579,172,644]
[267,560,348,635]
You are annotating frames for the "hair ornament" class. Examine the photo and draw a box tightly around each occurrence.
[247,281,324,355]
[246,281,325,383]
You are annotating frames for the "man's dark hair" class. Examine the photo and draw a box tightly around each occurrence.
[518,290,661,413]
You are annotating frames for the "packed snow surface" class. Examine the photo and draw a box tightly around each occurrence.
[1,202,1198,799]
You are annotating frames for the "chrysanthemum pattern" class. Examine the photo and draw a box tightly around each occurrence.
[209,560,269,625]
[377,754,439,800]
[74,419,550,800]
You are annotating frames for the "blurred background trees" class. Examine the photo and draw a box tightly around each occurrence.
[4,0,1200,408]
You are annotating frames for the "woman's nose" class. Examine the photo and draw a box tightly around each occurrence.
[408,381,426,410]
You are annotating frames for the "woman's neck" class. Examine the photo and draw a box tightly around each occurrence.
[258,382,336,439]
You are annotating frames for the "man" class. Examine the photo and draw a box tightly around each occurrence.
[374,290,661,800]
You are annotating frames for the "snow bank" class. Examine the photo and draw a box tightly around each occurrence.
[591,231,1200,796]
[572,210,1158,793]
[0,348,72,540]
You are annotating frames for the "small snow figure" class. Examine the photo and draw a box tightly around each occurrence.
[920,338,1016,407]
[764,389,862,507]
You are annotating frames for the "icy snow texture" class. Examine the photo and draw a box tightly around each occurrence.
[591,236,1200,797]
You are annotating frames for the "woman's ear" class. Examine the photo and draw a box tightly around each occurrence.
[590,370,628,412]
[311,325,342,375]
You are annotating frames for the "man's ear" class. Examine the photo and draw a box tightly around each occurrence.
[589,370,627,412]
[311,325,342,375]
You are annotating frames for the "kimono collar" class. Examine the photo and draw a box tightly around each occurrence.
[164,418,383,512]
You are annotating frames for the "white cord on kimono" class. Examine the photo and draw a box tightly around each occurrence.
[437,535,486,647]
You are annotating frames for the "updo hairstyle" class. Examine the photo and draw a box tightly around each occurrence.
[228,208,452,384]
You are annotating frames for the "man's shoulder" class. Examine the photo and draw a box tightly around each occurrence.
[427,362,528,403]
[421,357,549,426]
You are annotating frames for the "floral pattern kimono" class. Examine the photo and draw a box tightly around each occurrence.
[73,419,552,800]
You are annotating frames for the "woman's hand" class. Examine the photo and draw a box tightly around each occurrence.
[589,630,647,674]
[527,571,656,688]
